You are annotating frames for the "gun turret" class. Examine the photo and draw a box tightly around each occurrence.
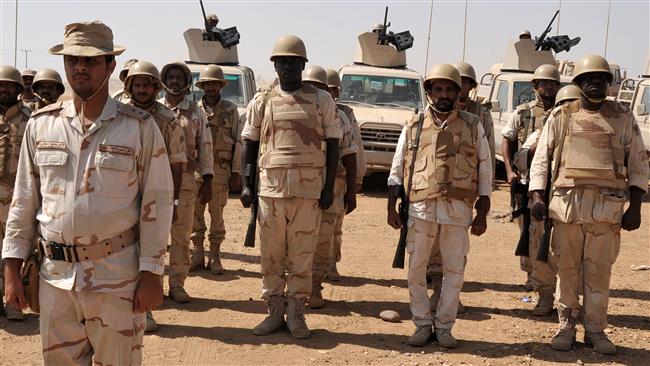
[199,0,240,49]
[534,10,580,54]
[375,7,414,52]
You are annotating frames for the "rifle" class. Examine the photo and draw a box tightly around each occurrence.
[535,10,560,51]
[392,111,423,269]
[243,163,258,248]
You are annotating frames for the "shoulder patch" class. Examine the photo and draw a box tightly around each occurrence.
[31,101,64,117]
[118,102,152,122]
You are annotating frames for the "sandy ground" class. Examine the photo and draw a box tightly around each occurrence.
[1,173,649,366]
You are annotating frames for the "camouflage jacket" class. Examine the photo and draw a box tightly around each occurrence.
[198,97,241,185]
[0,102,32,205]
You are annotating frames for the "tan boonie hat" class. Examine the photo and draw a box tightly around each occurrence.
[49,21,125,57]
[21,68,37,77]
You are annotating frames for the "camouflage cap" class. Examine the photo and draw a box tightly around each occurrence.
[21,68,37,78]
[49,21,125,57]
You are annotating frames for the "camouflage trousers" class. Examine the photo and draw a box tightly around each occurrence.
[408,217,469,330]
[330,211,344,267]
[191,183,228,257]
[39,280,145,365]
[169,172,199,289]
[528,217,557,296]
[0,202,9,296]
[258,196,321,300]
[313,210,343,281]
[551,221,620,333]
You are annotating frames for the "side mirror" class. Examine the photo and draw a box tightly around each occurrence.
[636,103,647,116]
[491,100,501,112]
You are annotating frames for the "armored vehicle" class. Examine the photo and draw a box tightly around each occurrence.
[617,56,650,161]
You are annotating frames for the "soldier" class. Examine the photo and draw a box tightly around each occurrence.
[387,64,492,348]
[0,65,31,321]
[325,68,367,281]
[302,65,357,309]
[519,30,532,40]
[426,61,496,314]
[111,58,138,100]
[31,68,66,109]
[20,68,38,109]
[530,54,648,355]
[241,35,341,339]
[502,64,560,312]
[189,65,241,274]
[160,61,214,303]
[121,60,187,331]
[554,84,580,108]
[2,21,173,364]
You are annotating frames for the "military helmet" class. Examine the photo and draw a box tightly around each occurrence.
[270,35,308,62]
[124,61,161,93]
[160,61,192,87]
[326,68,341,88]
[454,62,477,85]
[424,63,462,91]
[119,58,139,82]
[195,65,227,88]
[572,54,613,83]
[519,30,532,38]
[0,65,25,92]
[32,68,65,94]
[21,68,37,78]
[554,84,581,107]
[302,65,327,86]
[532,64,561,83]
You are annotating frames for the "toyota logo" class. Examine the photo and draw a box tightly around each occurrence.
[375,132,386,140]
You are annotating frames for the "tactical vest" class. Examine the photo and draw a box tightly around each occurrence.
[517,100,549,145]
[404,110,480,203]
[554,100,627,190]
[259,85,325,169]
[200,98,237,183]
[0,103,31,181]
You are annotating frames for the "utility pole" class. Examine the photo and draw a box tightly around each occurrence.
[20,49,32,68]
[604,0,612,58]
[462,0,468,61]
[556,0,562,36]
[14,0,19,67]
[424,0,434,73]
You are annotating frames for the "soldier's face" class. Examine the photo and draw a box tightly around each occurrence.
[460,77,475,101]
[22,76,34,91]
[166,68,187,93]
[274,57,304,84]
[201,81,223,98]
[576,73,609,99]
[534,80,560,100]
[427,80,459,113]
[130,76,157,105]
[329,87,340,99]
[34,81,62,102]
[64,55,115,99]
[0,81,20,108]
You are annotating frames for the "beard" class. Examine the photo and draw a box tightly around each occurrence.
[0,92,18,108]
[434,98,455,113]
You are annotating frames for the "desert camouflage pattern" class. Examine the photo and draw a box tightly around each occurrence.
[326,107,357,214]
[191,183,228,258]
[337,103,367,183]
[461,99,495,183]
[198,97,241,184]
[407,216,469,330]
[330,212,344,269]
[515,100,549,145]
[527,217,556,296]
[403,109,480,203]
[168,175,199,288]
[313,211,338,282]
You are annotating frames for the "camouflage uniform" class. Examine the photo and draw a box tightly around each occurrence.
[530,100,648,338]
[0,102,31,303]
[190,97,240,271]
[1,98,174,364]
[160,95,214,290]
[242,84,341,302]
[388,109,492,332]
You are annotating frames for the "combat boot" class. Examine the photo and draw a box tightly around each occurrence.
[208,240,225,275]
[308,277,326,309]
[169,286,192,303]
[286,297,310,339]
[524,273,534,291]
[328,263,341,282]
[253,295,286,336]
[435,328,458,348]
[551,308,577,351]
[145,311,158,332]
[408,325,432,347]
[584,331,616,355]
[189,239,205,272]
[532,292,555,316]
[4,304,25,321]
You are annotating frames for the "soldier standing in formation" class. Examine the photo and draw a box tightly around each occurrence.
[387,64,492,348]
[31,69,66,109]
[325,68,367,281]
[241,35,341,339]
[2,21,173,364]
[502,64,561,317]
[190,65,241,274]
[160,61,214,303]
[0,65,32,321]
[20,69,39,110]
[530,54,648,355]
[301,65,357,309]
[554,84,581,108]
[120,60,188,331]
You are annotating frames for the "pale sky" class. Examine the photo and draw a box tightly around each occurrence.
[1,0,648,84]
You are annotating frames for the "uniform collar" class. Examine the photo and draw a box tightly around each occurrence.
[163,95,192,111]
[62,97,118,134]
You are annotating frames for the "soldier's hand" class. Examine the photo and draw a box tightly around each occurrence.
[320,189,334,210]
[507,170,519,185]
[240,186,254,208]
[229,173,242,193]
[471,213,487,236]
[387,208,403,229]
[621,205,642,231]
[531,200,548,221]
[344,191,357,214]
[198,180,213,205]
[133,271,163,313]
[3,259,28,311]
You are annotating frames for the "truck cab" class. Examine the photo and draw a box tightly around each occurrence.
[618,75,650,160]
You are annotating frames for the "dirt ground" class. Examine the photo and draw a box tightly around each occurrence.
[1,174,649,366]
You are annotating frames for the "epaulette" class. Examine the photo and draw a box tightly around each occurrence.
[118,102,152,123]
[153,102,176,124]
[31,101,64,117]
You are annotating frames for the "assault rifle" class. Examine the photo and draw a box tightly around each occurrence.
[243,163,257,248]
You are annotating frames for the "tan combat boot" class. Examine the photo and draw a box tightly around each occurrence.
[551,308,577,351]
[308,277,326,309]
[286,297,310,339]
[408,325,432,347]
[584,331,616,355]
[208,240,225,275]
[169,286,192,303]
[328,262,341,282]
[253,296,286,336]
[145,311,158,332]
[524,272,534,291]
[532,291,555,316]
[435,328,458,348]
[189,239,205,272]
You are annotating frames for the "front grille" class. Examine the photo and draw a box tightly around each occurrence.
[360,127,401,152]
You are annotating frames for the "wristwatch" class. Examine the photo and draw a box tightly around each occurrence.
[173,199,179,207]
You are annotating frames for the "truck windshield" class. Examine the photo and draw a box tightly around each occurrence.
[340,74,422,110]
[512,81,571,111]
[189,73,245,106]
